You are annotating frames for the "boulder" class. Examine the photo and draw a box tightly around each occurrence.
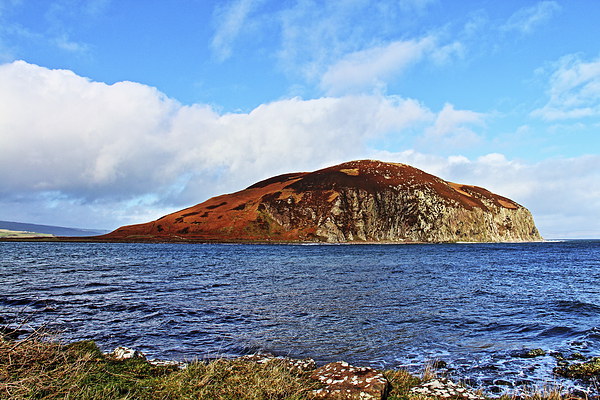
[512,348,546,358]
[554,357,600,380]
[309,361,389,400]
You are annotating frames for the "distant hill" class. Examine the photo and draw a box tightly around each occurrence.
[0,229,54,238]
[0,221,109,237]
[103,159,542,243]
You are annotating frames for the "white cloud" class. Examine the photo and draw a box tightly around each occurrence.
[0,60,431,227]
[501,1,561,35]
[420,103,485,148]
[532,54,600,120]
[430,41,465,65]
[0,61,179,198]
[211,0,260,62]
[53,33,89,53]
[277,0,439,83]
[320,36,465,95]
[207,0,454,93]
[320,37,436,95]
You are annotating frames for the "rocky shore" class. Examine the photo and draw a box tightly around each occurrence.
[1,327,598,399]
[104,344,598,400]
[107,345,485,400]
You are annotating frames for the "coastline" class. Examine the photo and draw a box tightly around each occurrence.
[0,235,548,244]
[1,331,597,400]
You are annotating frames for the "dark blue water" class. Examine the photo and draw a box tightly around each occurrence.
[1,241,599,395]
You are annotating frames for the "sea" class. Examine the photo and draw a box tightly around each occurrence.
[1,240,599,396]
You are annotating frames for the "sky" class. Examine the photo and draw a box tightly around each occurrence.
[0,0,598,238]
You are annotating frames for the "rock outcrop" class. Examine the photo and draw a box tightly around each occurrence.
[310,361,389,400]
[102,160,542,243]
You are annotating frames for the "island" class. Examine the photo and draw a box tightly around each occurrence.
[101,160,542,243]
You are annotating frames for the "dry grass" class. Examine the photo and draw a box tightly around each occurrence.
[152,358,318,399]
[0,332,317,400]
[385,368,422,400]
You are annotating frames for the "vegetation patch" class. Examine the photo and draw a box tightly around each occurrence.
[0,229,53,238]
[206,202,228,210]
[554,357,600,381]
[0,335,317,399]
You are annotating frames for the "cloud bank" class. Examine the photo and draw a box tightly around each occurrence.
[0,60,431,226]
[1,60,598,237]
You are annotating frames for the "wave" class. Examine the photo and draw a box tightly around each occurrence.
[0,295,61,309]
[537,326,577,338]
[553,300,600,316]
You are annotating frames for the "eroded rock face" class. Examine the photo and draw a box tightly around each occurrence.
[103,160,542,243]
[310,361,389,400]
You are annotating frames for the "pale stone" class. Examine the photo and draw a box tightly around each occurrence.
[310,361,389,400]
[109,346,146,361]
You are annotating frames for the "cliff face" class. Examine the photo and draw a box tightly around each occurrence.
[104,160,542,243]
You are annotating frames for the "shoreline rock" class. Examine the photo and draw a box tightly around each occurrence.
[310,361,389,400]
[102,347,488,400]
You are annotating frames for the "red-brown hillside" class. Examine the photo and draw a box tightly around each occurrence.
[101,160,542,243]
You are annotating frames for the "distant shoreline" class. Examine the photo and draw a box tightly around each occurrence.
[0,236,551,244]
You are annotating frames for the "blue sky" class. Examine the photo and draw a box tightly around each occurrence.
[0,0,599,238]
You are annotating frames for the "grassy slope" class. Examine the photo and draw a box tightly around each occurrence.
[0,229,54,238]
[0,337,318,399]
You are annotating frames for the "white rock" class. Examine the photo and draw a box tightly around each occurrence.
[110,346,146,361]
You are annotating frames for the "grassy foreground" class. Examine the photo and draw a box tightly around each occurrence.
[0,335,321,399]
[0,334,584,400]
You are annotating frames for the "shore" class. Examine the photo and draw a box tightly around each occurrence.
[0,235,548,244]
[1,330,598,400]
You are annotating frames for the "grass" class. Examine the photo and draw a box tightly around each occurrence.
[0,333,594,400]
[0,229,53,238]
[0,333,319,399]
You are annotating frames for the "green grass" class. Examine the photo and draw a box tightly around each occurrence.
[0,229,53,238]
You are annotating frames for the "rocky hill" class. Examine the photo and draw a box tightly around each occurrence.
[102,160,542,243]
